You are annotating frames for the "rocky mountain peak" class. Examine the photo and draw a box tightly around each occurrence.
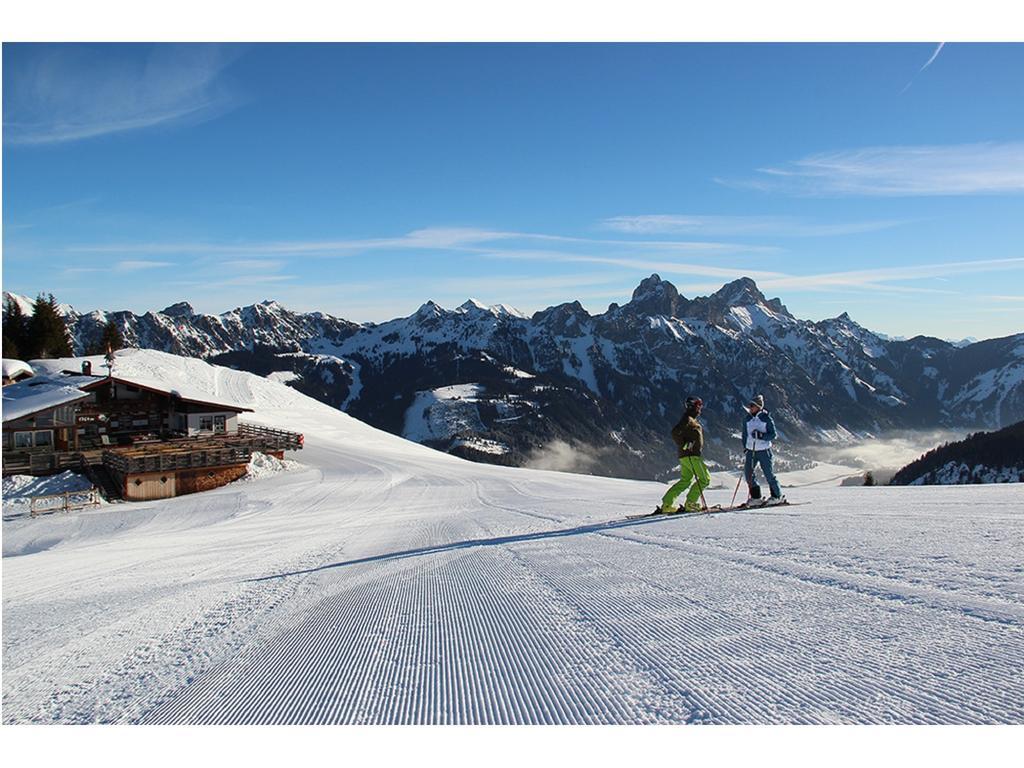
[413,300,446,322]
[625,274,686,318]
[458,298,489,313]
[532,300,591,336]
[161,301,196,318]
[711,277,766,307]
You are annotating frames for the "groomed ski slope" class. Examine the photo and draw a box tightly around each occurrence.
[3,350,1023,724]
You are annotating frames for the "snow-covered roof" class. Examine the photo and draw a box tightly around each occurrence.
[2,359,34,381]
[2,359,252,423]
[2,375,93,423]
[79,374,253,413]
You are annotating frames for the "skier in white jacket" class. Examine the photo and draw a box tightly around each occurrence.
[742,394,785,504]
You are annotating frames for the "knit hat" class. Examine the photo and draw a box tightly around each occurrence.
[747,394,764,409]
[686,396,703,410]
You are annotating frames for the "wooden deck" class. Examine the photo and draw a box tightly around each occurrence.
[3,422,302,478]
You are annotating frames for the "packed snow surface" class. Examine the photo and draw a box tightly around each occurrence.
[3,350,1023,724]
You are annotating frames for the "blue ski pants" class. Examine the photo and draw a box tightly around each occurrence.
[745,448,781,499]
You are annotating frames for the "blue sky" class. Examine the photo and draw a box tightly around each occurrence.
[3,42,1024,340]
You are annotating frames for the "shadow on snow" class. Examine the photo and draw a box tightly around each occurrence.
[246,511,705,583]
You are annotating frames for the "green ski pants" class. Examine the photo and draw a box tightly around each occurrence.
[662,456,710,510]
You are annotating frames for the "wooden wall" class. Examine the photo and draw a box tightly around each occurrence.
[175,465,249,496]
[122,463,248,500]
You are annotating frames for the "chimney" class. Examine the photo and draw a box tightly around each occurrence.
[82,360,92,376]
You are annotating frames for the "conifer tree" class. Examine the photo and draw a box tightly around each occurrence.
[28,293,73,359]
[2,296,31,359]
[85,320,125,356]
[100,319,125,353]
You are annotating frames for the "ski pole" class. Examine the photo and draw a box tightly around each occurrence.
[731,447,750,507]
[730,471,743,508]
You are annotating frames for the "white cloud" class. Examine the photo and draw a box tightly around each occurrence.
[483,249,787,281]
[66,227,513,256]
[602,214,908,237]
[66,226,779,258]
[919,42,946,72]
[758,257,1024,292]
[719,141,1024,197]
[218,259,287,271]
[900,42,946,94]
[5,44,241,145]
[114,260,174,272]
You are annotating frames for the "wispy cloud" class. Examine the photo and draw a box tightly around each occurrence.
[481,249,787,281]
[900,42,946,94]
[602,214,908,237]
[5,44,242,145]
[114,260,174,272]
[218,259,287,271]
[920,42,946,72]
[198,275,297,287]
[66,227,514,256]
[66,226,778,258]
[718,141,1024,197]
[758,257,1024,293]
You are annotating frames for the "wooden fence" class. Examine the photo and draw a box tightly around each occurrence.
[29,488,101,517]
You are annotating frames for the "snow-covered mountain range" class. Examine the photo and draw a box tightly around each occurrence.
[8,276,1023,479]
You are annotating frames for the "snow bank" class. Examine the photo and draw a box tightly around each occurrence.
[243,451,304,480]
[2,358,34,380]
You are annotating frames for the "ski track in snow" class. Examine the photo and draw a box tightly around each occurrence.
[4,350,1024,724]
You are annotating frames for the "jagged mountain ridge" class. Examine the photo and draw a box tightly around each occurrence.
[6,276,1022,480]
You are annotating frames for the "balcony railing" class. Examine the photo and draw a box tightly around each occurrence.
[237,422,304,451]
[1,449,90,475]
[103,444,253,475]
[5,423,302,478]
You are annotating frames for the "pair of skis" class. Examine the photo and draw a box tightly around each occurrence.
[625,499,802,520]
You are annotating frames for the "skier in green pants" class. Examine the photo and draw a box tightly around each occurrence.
[658,396,710,513]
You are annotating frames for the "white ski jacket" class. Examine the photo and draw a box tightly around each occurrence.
[743,409,777,452]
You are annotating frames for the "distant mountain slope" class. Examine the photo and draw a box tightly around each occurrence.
[890,421,1024,485]
[6,276,1023,480]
